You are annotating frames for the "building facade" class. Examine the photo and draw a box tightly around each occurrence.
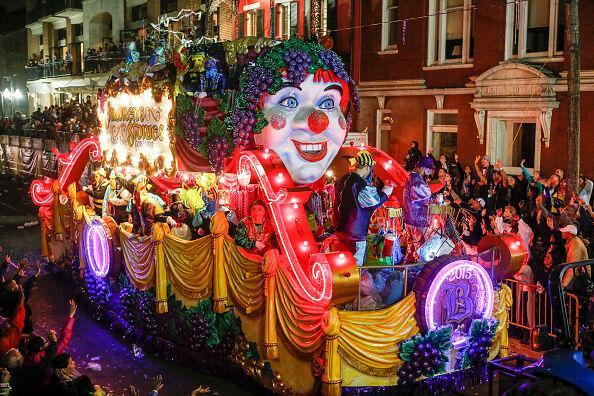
[0,2,28,116]
[233,0,336,41]
[351,0,594,177]
[24,0,232,112]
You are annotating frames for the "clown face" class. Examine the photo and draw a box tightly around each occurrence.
[255,74,347,185]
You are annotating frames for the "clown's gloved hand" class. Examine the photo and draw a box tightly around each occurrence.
[382,185,394,196]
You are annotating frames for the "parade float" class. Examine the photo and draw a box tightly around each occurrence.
[29,36,521,395]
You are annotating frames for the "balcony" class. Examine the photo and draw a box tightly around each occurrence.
[26,60,82,81]
[26,0,83,25]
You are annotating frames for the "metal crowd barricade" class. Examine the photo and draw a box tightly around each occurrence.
[503,278,581,346]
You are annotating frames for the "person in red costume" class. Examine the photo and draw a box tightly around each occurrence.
[0,286,24,356]
[234,200,274,254]
[22,299,77,394]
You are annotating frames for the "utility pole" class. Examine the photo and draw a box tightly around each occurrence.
[566,0,580,194]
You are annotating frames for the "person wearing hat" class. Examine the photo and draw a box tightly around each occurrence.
[105,171,132,222]
[83,168,109,214]
[131,182,165,236]
[402,156,435,255]
[558,224,590,288]
[335,150,393,266]
[164,192,193,240]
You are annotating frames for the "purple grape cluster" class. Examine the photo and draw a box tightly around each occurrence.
[465,335,492,365]
[320,50,350,82]
[119,285,138,325]
[189,313,211,351]
[397,342,446,385]
[244,66,274,110]
[283,49,311,85]
[207,135,229,175]
[230,109,256,149]
[182,110,202,150]
[138,292,158,337]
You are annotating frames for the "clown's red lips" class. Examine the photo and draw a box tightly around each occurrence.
[292,139,328,162]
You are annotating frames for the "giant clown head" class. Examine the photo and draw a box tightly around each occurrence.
[228,38,359,185]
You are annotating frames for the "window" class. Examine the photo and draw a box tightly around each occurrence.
[277,1,298,39]
[427,111,458,159]
[427,0,474,66]
[132,3,148,22]
[505,0,564,60]
[245,9,264,37]
[160,0,177,15]
[73,23,83,38]
[57,28,67,41]
[381,0,399,49]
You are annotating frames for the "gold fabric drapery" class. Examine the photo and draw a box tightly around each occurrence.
[162,233,213,299]
[222,236,265,314]
[336,293,419,376]
[274,265,329,355]
[119,226,156,291]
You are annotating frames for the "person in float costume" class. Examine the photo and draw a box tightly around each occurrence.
[335,151,394,266]
[235,200,274,254]
[227,38,360,186]
[402,156,435,251]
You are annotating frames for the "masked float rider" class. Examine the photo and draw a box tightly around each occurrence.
[335,151,394,266]
[234,200,274,255]
[402,156,435,254]
[83,169,109,214]
[104,172,131,222]
[131,182,165,236]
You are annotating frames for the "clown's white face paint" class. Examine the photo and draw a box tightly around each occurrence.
[255,74,347,185]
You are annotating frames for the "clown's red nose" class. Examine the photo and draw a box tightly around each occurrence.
[307,110,329,134]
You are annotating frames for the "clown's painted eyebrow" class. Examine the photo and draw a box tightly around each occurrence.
[281,81,302,90]
[324,84,342,94]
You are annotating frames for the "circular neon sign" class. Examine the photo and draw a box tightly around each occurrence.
[83,218,113,279]
[415,258,494,344]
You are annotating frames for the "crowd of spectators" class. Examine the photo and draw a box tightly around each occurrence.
[404,143,594,294]
[26,52,73,68]
[0,253,170,395]
[0,97,98,139]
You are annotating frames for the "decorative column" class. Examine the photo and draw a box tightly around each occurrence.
[152,222,169,314]
[321,307,342,396]
[262,249,280,359]
[211,211,230,313]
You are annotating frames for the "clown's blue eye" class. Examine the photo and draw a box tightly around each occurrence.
[279,97,298,108]
[319,98,335,110]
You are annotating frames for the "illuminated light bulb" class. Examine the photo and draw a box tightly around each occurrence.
[303,241,309,247]
[387,160,393,166]
[292,203,298,209]
[338,253,345,260]
[287,214,293,221]
[277,172,283,178]
[326,170,334,177]
[264,148,270,154]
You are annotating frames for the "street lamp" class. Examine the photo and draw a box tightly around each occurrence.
[1,87,23,116]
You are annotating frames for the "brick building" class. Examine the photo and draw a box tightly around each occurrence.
[350,0,594,178]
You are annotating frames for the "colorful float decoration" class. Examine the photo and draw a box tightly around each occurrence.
[28,36,519,395]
